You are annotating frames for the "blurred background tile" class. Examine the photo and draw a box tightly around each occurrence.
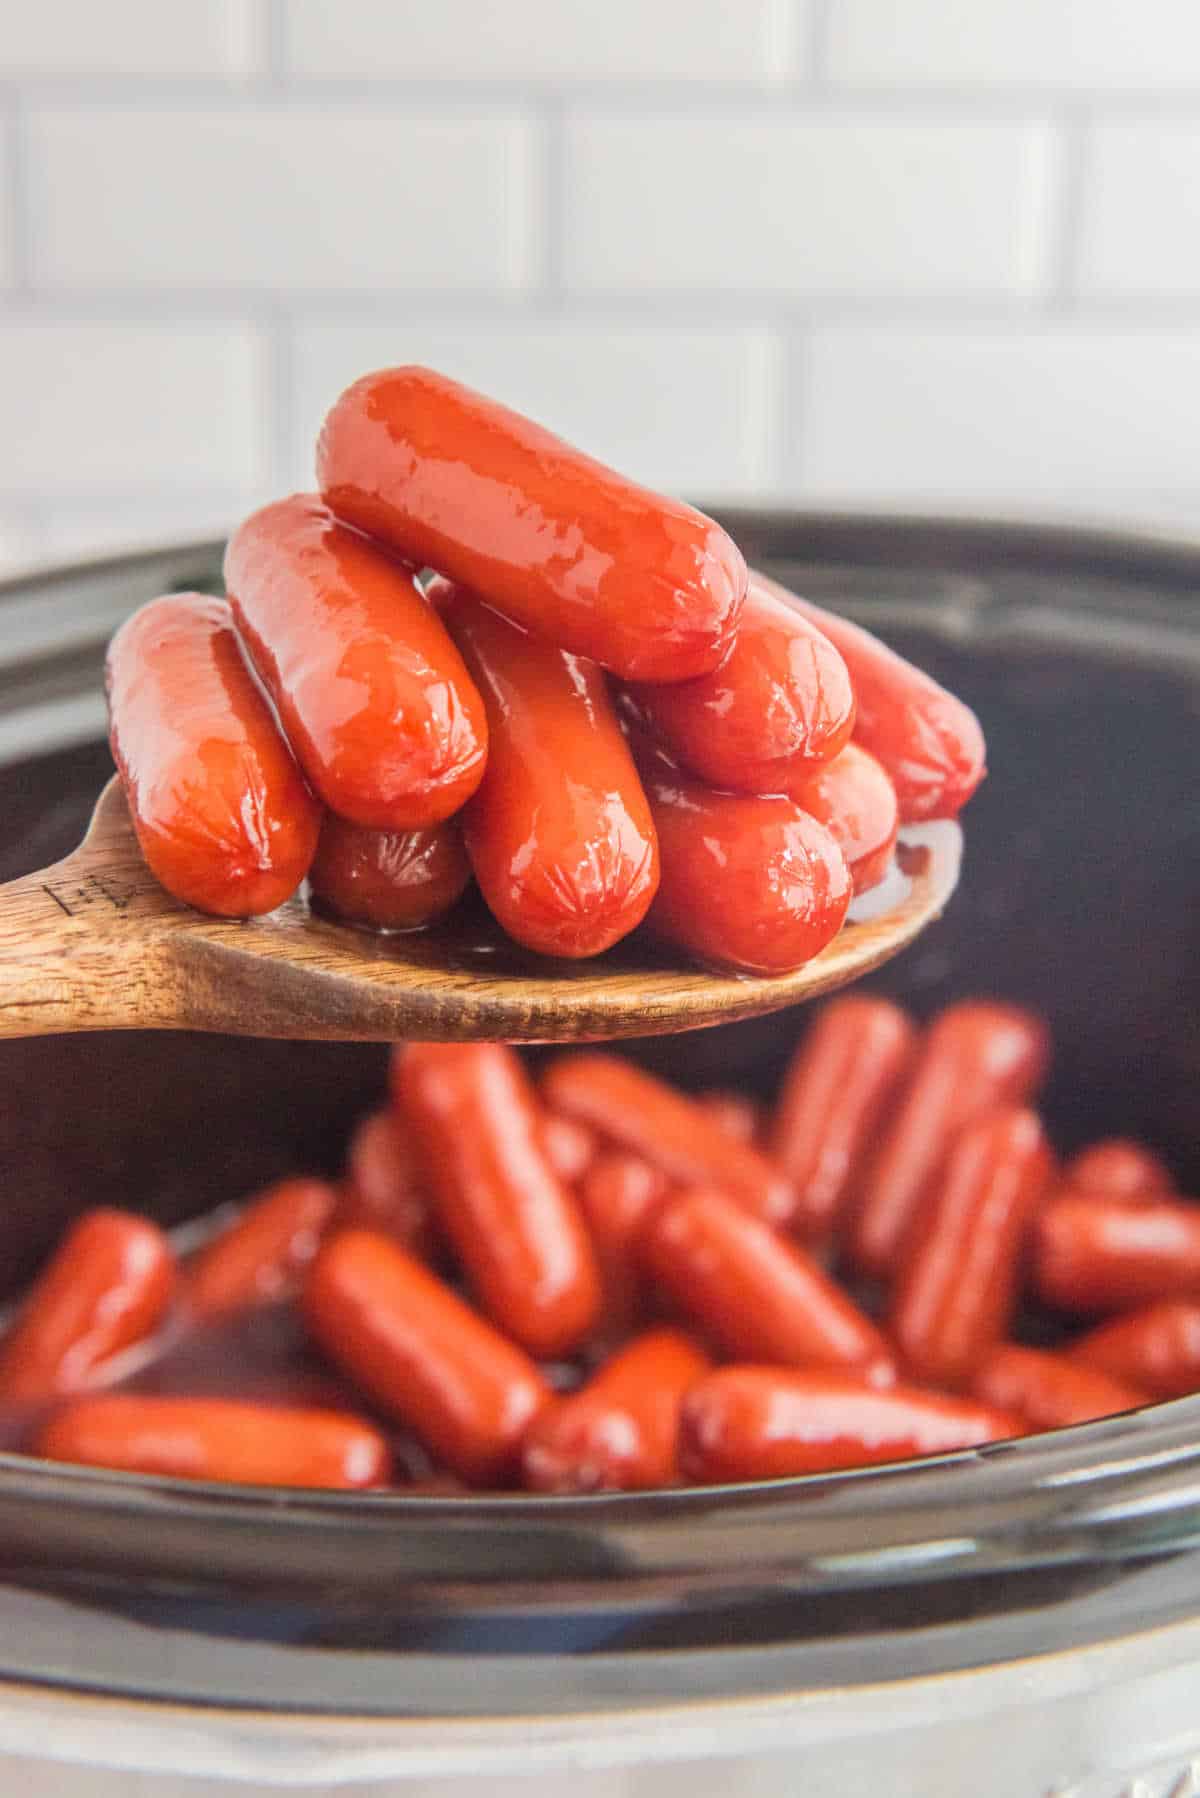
[2,0,1200,573]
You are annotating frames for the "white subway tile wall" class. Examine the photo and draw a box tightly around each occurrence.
[2,0,1199,572]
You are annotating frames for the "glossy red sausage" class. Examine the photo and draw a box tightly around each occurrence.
[680,1367,1020,1482]
[106,593,320,917]
[1071,1300,1200,1400]
[305,1230,549,1484]
[37,1395,391,1490]
[756,575,987,822]
[890,1109,1054,1389]
[441,594,659,958]
[848,1002,1050,1280]
[308,812,471,932]
[643,1188,894,1380]
[338,1110,436,1256]
[187,1178,337,1321]
[539,1113,597,1186]
[394,1044,602,1357]
[577,1152,669,1336]
[792,742,899,895]
[1063,1140,1174,1201]
[1031,1193,1200,1314]
[621,581,854,793]
[317,366,747,682]
[0,1210,176,1403]
[542,1053,794,1227]
[522,1329,712,1494]
[224,495,488,830]
[972,1343,1146,1431]
[632,734,852,977]
[697,1091,765,1147]
[768,996,916,1241]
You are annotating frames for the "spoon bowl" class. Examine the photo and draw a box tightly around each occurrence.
[0,778,961,1043]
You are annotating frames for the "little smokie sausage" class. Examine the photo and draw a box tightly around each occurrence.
[577,1152,669,1337]
[755,574,986,823]
[441,593,659,959]
[847,1002,1050,1281]
[1070,1300,1200,1400]
[972,1344,1146,1431]
[538,1113,597,1186]
[680,1367,1019,1482]
[522,1329,711,1494]
[106,593,320,917]
[0,1210,176,1403]
[697,1091,765,1147]
[1063,1140,1174,1201]
[631,734,852,977]
[338,1110,436,1257]
[187,1178,338,1321]
[542,1052,793,1227]
[792,742,899,896]
[621,581,853,793]
[317,366,746,682]
[642,1188,894,1381]
[305,1230,549,1484]
[224,495,487,831]
[1031,1193,1200,1314]
[394,1044,601,1358]
[768,996,916,1241]
[37,1395,390,1490]
[889,1109,1054,1389]
[308,812,471,932]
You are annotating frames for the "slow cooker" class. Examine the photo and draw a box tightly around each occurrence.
[0,512,1197,1797]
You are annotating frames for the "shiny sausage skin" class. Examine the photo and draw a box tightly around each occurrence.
[680,1367,1020,1482]
[1070,1300,1200,1400]
[577,1152,669,1337]
[0,1210,176,1403]
[187,1178,337,1320]
[848,1002,1050,1280]
[621,581,854,793]
[793,742,899,895]
[539,1113,597,1186]
[1031,1193,1200,1314]
[768,996,916,1241]
[393,1044,602,1358]
[317,366,747,682]
[305,1229,549,1484]
[642,1188,894,1381]
[522,1329,711,1494]
[308,812,471,931]
[338,1110,436,1257]
[37,1395,391,1490]
[1063,1140,1174,1201]
[224,495,488,830]
[972,1343,1146,1431]
[697,1091,765,1147]
[542,1052,794,1227]
[106,593,320,917]
[442,594,659,958]
[889,1109,1054,1389]
[632,734,852,977]
[755,574,987,822]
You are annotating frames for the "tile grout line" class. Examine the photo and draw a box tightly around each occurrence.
[803,0,835,87]
[3,89,32,294]
[536,96,567,310]
[1044,107,1091,315]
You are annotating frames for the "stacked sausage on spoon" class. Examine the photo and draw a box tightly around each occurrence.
[106,367,985,973]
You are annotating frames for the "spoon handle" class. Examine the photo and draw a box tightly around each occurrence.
[0,849,163,1038]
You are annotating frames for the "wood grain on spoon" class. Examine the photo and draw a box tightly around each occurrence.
[0,779,960,1043]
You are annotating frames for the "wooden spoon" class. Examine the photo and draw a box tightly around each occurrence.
[0,779,960,1043]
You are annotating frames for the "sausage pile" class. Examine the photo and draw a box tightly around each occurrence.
[3,995,1191,1493]
[105,367,985,970]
